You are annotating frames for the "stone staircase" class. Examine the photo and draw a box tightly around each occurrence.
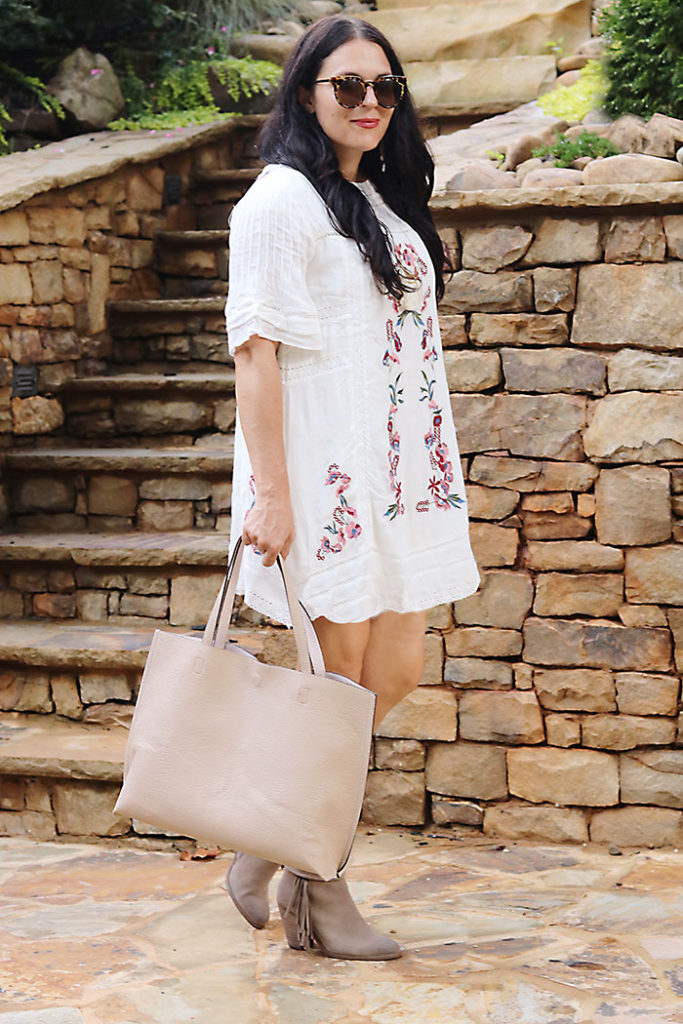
[0,125,274,842]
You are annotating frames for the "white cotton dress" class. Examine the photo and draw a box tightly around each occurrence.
[225,163,480,626]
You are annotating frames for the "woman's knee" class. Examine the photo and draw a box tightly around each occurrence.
[312,616,371,682]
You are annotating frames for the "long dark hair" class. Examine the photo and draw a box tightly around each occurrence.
[258,15,451,302]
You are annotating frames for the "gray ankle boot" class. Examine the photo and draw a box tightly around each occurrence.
[276,867,402,960]
[225,851,280,929]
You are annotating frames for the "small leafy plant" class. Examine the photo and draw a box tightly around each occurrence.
[109,54,282,131]
[0,61,65,154]
[538,60,608,122]
[532,129,620,168]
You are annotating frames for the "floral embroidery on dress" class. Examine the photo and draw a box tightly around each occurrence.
[385,369,405,520]
[391,242,431,328]
[417,325,464,512]
[316,463,362,561]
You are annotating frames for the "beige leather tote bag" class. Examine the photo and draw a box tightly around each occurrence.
[113,537,376,880]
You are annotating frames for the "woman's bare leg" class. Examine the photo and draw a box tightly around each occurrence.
[312,611,427,731]
[360,610,427,729]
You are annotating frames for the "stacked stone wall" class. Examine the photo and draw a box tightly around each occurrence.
[364,199,683,847]
[0,130,239,454]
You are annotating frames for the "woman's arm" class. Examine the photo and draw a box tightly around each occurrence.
[233,335,295,567]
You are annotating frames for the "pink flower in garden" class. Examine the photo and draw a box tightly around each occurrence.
[207,46,215,55]
[90,68,103,76]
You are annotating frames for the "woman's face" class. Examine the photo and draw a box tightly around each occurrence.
[300,38,395,179]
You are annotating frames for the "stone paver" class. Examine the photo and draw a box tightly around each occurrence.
[2,827,683,1022]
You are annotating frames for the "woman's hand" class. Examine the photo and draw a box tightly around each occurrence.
[243,489,295,567]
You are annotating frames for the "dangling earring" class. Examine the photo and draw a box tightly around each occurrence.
[379,142,387,175]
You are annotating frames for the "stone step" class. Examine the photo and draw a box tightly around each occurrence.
[0,712,127,782]
[362,0,591,64]
[191,165,262,206]
[59,372,235,442]
[0,621,266,731]
[193,167,262,186]
[155,230,229,283]
[4,445,234,533]
[407,55,557,115]
[107,296,226,337]
[61,371,235,394]
[0,531,236,627]
[156,229,229,247]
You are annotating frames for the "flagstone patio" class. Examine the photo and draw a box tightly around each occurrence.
[2,827,683,1023]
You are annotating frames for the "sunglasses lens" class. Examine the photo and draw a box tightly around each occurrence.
[375,79,403,108]
[334,78,365,107]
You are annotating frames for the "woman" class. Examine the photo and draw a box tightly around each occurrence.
[223,14,480,961]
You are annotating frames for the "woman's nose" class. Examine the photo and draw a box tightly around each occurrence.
[361,83,379,108]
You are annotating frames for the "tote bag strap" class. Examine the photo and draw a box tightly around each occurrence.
[203,537,325,675]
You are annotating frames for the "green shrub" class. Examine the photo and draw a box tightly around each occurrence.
[0,61,64,153]
[600,0,683,120]
[537,60,608,121]
[109,55,282,131]
[533,129,620,167]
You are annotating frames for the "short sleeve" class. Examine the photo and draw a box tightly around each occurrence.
[224,166,324,356]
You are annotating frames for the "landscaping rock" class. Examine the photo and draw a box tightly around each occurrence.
[625,546,683,606]
[11,395,64,435]
[48,48,124,131]
[608,349,683,391]
[605,114,647,154]
[620,751,683,809]
[406,56,557,113]
[470,312,568,347]
[522,217,601,265]
[508,747,619,806]
[523,618,672,671]
[534,668,616,712]
[459,690,544,744]
[583,154,683,184]
[584,393,683,463]
[460,225,533,272]
[523,167,584,187]
[450,393,586,459]
[591,806,683,847]
[469,455,598,492]
[573,263,683,350]
[230,33,298,65]
[443,350,502,391]
[362,771,425,826]
[534,572,623,617]
[501,347,605,394]
[533,268,576,314]
[453,569,534,629]
[545,714,581,747]
[595,465,671,546]
[615,674,680,717]
[604,215,667,263]
[426,741,508,800]
[376,687,457,741]
[444,657,513,689]
[484,802,588,842]
[446,162,519,191]
[374,739,425,772]
[582,714,676,751]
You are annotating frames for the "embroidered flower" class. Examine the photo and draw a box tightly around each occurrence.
[316,463,362,561]
[417,343,464,513]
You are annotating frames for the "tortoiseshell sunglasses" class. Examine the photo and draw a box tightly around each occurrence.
[314,74,407,109]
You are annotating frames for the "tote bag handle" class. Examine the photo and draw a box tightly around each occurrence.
[203,537,326,675]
